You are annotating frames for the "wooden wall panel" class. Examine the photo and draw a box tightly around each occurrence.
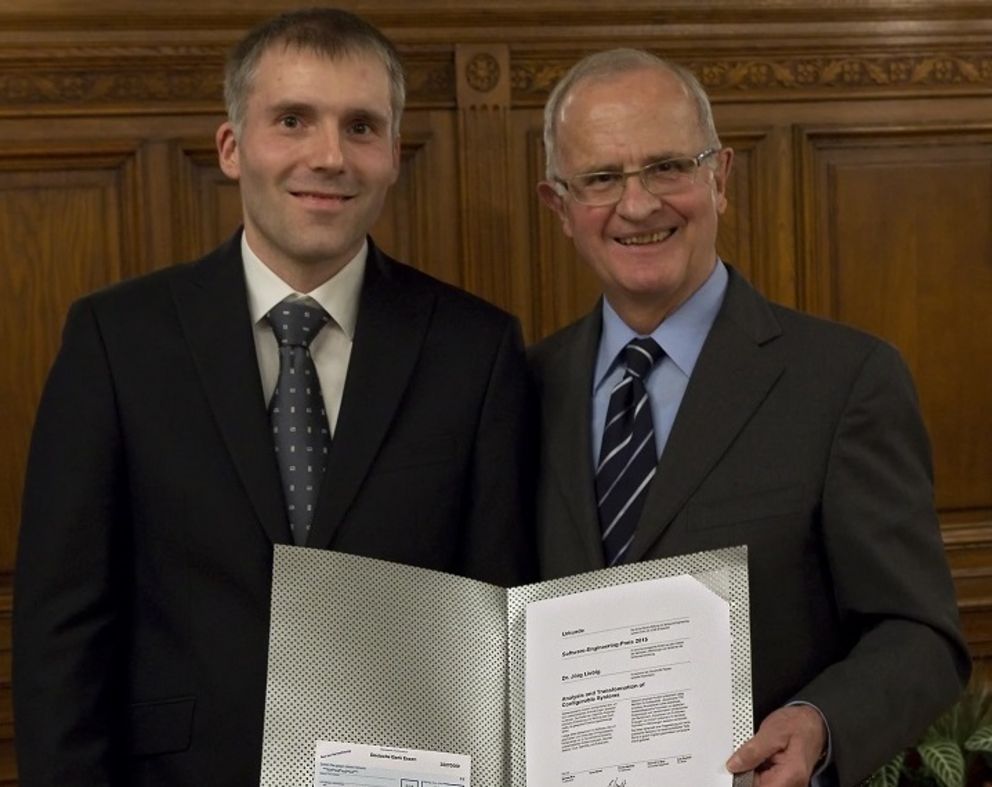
[518,115,599,341]
[0,145,144,784]
[795,123,992,676]
[371,112,462,288]
[172,136,243,261]
[946,526,992,667]
[0,146,140,570]
[715,124,798,307]
[797,126,992,524]
[455,44,516,315]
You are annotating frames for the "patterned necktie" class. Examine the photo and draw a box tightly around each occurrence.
[267,298,332,545]
[596,337,664,566]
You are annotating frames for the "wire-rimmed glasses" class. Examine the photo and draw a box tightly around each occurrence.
[556,147,721,206]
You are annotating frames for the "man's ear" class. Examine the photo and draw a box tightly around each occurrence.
[216,121,240,181]
[537,181,574,238]
[389,133,401,185]
[712,147,734,215]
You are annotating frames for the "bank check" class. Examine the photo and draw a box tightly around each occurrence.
[314,739,470,787]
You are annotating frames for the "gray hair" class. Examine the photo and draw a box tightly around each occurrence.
[542,48,720,180]
[224,7,406,137]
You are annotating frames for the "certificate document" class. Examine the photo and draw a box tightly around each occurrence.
[526,576,733,786]
[261,545,751,787]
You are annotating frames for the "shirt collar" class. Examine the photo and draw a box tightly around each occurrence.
[241,234,366,339]
[594,260,729,391]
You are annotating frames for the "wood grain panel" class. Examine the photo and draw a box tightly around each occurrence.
[714,123,797,307]
[946,524,992,669]
[798,125,992,522]
[0,146,143,783]
[0,145,140,571]
[172,137,242,262]
[371,111,461,287]
[522,122,600,341]
[456,44,515,314]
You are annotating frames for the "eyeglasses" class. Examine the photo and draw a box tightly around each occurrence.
[556,147,721,206]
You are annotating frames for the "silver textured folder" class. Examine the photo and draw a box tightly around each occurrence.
[261,544,752,786]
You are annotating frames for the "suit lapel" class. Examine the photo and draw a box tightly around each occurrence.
[627,267,786,562]
[305,244,433,549]
[543,308,607,570]
[171,233,293,545]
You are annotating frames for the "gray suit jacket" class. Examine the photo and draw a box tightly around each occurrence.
[530,264,969,786]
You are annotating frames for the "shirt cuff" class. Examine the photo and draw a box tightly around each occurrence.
[787,700,832,784]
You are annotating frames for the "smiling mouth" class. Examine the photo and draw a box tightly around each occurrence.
[616,228,676,246]
[291,191,355,202]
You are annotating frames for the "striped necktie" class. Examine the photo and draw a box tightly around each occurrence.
[267,297,332,545]
[596,337,663,565]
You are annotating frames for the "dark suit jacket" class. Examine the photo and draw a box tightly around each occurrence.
[530,265,969,786]
[14,232,535,786]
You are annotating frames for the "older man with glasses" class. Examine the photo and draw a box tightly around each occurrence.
[530,47,968,787]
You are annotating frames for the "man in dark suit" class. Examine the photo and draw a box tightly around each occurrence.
[13,9,533,786]
[531,48,969,786]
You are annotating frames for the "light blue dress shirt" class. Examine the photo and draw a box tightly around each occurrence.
[591,261,728,466]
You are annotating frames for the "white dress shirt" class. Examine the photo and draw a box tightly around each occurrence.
[241,235,365,435]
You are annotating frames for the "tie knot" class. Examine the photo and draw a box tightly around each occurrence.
[622,337,663,380]
[267,298,330,348]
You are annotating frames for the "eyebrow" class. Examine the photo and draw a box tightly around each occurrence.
[577,151,690,173]
[267,100,316,118]
[343,107,392,128]
[265,100,391,128]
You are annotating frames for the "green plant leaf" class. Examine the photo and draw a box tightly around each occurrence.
[867,752,905,787]
[964,724,992,753]
[918,741,966,787]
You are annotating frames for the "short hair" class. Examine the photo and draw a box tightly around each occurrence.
[224,7,406,137]
[542,48,720,180]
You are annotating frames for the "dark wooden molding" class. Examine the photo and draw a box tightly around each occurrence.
[3,0,992,112]
[4,49,992,116]
[5,0,992,31]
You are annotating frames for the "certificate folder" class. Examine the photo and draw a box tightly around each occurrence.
[260,544,751,786]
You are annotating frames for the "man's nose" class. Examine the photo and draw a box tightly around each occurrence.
[614,172,662,221]
[308,125,345,171]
